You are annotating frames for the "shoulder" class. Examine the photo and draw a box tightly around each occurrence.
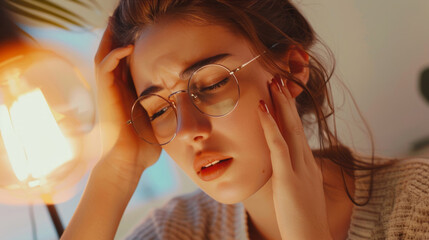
[354,157,429,202]
[379,158,429,238]
[125,189,247,240]
[350,157,429,239]
[374,158,429,198]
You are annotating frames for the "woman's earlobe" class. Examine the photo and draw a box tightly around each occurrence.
[282,69,309,99]
[289,59,307,74]
[286,47,309,74]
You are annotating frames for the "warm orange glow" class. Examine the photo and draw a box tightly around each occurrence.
[0,89,73,184]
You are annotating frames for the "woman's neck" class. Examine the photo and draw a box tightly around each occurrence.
[242,158,355,240]
[243,178,281,240]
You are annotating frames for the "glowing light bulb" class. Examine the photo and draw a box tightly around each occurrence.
[1,89,74,183]
[0,49,97,205]
[0,104,27,181]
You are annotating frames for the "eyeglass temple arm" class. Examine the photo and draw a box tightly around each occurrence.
[231,54,261,74]
[231,43,280,74]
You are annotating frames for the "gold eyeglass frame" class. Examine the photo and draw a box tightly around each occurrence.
[128,49,270,145]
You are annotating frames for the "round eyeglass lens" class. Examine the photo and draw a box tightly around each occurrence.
[131,94,177,145]
[189,64,240,117]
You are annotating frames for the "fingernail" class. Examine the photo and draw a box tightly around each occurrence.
[270,79,279,92]
[272,75,279,85]
[272,75,282,92]
[279,77,285,87]
[259,100,269,113]
[273,75,284,86]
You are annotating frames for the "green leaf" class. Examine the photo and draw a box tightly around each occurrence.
[10,0,85,27]
[35,0,89,23]
[3,1,70,30]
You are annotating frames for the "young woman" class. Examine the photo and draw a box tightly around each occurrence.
[62,1,429,239]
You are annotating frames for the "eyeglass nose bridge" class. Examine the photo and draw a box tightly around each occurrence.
[167,89,198,108]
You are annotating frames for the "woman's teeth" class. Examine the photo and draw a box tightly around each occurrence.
[203,160,221,169]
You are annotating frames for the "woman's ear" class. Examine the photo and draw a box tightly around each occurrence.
[283,46,310,98]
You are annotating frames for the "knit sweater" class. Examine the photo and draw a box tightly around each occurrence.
[126,158,429,240]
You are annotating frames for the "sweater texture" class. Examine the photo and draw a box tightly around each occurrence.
[126,158,429,239]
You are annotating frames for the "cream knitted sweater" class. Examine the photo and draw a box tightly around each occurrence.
[126,158,429,239]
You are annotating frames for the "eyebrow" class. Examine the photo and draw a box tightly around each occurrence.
[139,53,231,97]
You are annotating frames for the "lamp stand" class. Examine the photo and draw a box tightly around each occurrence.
[45,203,64,238]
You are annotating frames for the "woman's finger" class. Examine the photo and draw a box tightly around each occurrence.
[269,77,305,172]
[97,45,133,88]
[96,45,134,125]
[279,77,317,169]
[257,100,293,176]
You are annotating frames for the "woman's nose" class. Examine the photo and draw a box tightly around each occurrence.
[174,94,212,143]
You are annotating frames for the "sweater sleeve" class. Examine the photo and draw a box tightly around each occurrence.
[384,159,429,239]
[124,212,160,240]
[124,189,248,240]
[347,158,429,240]
[124,190,209,240]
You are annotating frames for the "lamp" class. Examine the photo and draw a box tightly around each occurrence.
[0,46,96,237]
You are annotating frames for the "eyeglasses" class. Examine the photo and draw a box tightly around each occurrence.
[129,53,263,145]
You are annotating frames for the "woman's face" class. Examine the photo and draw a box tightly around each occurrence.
[130,18,275,204]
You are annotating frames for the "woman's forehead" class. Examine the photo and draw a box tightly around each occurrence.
[130,19,251,91]
[132,20,246,66]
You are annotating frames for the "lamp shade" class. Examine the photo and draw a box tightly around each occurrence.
[0,48,96,204]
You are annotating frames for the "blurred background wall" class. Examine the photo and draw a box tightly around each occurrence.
[299,0,429,157]
[0,0,428,239]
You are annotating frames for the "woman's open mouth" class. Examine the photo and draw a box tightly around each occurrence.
[194,152,233,181]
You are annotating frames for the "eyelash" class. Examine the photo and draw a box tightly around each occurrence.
[200,77,229,92]
[150,106,169,121]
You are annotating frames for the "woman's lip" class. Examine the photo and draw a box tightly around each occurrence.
[193,152,233,174]
[197,158,233,181]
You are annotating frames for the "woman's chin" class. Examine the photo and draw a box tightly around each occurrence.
[200,177,272,205]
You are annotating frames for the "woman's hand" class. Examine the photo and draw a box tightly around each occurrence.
[94,24,161,196]
[62,25,162,240]
[257,76,333,239]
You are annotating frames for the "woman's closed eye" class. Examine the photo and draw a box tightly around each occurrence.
[199,77,230,93]
[150,106,170,121]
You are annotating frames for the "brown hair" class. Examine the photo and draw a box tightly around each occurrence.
[109,0,398,206]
